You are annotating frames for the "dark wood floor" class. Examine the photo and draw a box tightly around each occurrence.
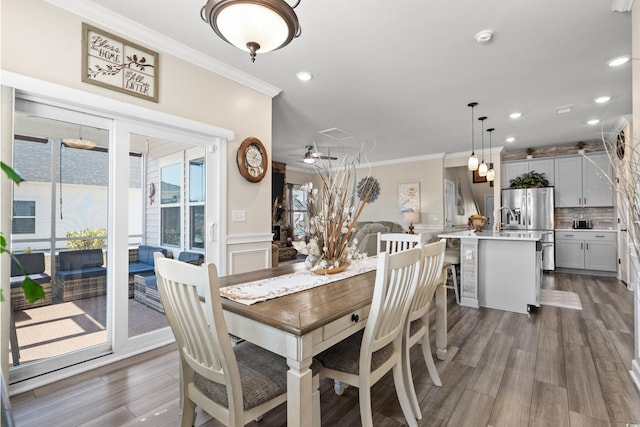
[9,272,640,426]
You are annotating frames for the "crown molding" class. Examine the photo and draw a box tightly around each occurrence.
[45,0,282,98]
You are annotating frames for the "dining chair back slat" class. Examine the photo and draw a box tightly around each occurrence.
[155,253,316,427]
[316,247,422,427]
[376,232,422,255]
[401,239,447,420]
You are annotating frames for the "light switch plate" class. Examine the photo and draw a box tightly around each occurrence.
[232,210,246,222]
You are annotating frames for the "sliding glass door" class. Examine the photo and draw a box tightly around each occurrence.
[10,104,112,382]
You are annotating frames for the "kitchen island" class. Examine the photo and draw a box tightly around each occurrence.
[438,230,543,314]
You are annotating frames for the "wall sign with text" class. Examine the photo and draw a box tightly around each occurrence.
[81,23,159,103]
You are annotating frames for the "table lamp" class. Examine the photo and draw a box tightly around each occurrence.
[404,211,420,234]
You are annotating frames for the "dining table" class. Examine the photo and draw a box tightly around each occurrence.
[213,260,450,427]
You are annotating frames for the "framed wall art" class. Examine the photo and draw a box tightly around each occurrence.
[398,182,420,213]
[472,163,494,184]
[81,23,159,103]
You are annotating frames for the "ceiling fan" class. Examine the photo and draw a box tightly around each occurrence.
[296,145,338,164]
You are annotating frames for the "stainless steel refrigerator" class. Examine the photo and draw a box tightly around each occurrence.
[501,187,555,271]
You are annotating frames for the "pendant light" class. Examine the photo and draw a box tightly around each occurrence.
[201,0,302,62]
[467,102,479,171]
[478,116,488,177]
[486,128,495,182]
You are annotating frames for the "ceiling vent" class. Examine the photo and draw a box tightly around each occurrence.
[556,104,574,114]
[318,127,354,140]
[611,0,634,12]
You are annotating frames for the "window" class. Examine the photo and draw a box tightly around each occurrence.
[291,185,308,239]
[188,157,205,249]
[12,200,36,234]
[160,163,181,246]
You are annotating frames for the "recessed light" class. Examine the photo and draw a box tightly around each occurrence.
[509,112,522,119]
[587,119,600,125]
[594,96,611,104]
[608,56,630,67]
[506,137,516,143]
[296,71,313,81]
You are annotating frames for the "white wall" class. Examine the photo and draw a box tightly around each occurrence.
[1,0,274,274]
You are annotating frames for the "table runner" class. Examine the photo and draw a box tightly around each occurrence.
[220,256,379,305]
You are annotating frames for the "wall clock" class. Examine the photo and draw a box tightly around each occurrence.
[616,130,625,160]
[237,137,268,183]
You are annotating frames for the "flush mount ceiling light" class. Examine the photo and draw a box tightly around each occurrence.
[506,136,516,143]
[509,112,522,119]
[467,102,479,171]
[595,96,611,104]
[587,119,600,125]
[296,71,312,81]
[608,55,630,67]
[475,29,493,44]
[478,116,488,177]
[201,0,301,62]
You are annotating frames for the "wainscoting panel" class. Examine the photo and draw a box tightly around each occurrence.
[228,247,270,274]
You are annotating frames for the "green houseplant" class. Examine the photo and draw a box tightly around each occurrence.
[509,170,550,189]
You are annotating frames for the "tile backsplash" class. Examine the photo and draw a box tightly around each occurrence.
[555,207,615,230]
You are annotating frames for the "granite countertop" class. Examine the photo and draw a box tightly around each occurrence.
[438,230,543,241]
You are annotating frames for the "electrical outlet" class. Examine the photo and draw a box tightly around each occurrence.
[232,210,246,222]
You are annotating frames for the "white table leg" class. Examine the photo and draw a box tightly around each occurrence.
[435,267,448,360]
[287,335,315,427]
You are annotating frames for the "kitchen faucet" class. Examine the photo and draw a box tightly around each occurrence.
[493,206,516,232]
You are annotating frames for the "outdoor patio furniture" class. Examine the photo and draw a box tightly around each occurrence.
[134,251,204,312]
[127,245,168,298]
[54,249,106,302]
[10,252,52,311]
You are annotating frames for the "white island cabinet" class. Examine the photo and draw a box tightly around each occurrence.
[439,230,543,314]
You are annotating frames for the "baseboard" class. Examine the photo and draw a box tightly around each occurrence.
[554,267,617,278]
[632,359,640,393]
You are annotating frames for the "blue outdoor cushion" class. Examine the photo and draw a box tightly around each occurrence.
[11,252,46,277]
[56,266,107,281]
[128,262,155,275]
[143,275,158,290]
[10,273,51,288]
[178,252,204,263]
[58,249,104,271]
[137,245,167,266]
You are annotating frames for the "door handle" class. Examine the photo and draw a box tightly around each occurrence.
[581,242,583,250]
[586,243,589,250]
[209,223,217,242]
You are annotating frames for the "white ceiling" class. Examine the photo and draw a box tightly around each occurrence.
[55,0,633,166]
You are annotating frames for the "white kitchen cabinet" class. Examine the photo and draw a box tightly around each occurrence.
[555,230,617,272]
[502,158,554,188]
[554,153,613,207]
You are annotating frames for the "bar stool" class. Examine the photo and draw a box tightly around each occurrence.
[444,246,460,304]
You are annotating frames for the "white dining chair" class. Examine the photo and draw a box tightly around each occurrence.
[402,239,446,419]
[154,253,320,427]
[377,231,422,254]
[314,247,422,427]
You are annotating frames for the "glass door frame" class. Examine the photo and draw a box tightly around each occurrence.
[2,73,231,393]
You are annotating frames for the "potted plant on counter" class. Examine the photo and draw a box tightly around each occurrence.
[509,170,550,188]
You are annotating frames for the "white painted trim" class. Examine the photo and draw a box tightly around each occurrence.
[444,146,505,160]
[229,247,271,273]
[226,233,274,245]
[2,71,235,141]
[44,0,281,98]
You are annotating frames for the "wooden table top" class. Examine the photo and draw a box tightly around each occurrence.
[219,263,376,336]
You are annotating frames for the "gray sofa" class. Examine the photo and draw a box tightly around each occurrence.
[350,221,405,256]
[350,221,445,256]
